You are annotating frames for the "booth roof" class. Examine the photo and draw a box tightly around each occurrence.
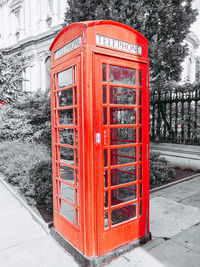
[49,20,149,51]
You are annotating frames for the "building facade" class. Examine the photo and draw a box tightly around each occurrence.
[0,0,67,92]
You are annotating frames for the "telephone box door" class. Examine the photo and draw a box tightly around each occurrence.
[51,55,84,252]
[94,54,149,255]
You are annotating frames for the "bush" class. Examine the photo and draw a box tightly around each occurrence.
[0,141,52,207]
[28,160,53,211]
[150,152,175,185]
[0,91,52,149]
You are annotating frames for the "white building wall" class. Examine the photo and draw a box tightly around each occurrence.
[0,0,68,92]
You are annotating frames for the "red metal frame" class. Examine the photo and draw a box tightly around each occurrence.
[50,20,149,257]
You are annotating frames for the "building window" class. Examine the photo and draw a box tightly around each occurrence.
[45,56,51,90]
[187,58,192,82]
[47,0,53,13]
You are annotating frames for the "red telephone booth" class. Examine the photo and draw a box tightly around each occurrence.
[50,20,150,264]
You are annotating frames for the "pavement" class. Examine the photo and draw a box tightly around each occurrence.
[0,176,200,267]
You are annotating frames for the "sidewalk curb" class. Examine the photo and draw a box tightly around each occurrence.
[0,176,53,234]
[150,173,200,193]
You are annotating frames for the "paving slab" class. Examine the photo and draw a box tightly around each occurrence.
[180,193,200,209]
[156,178,200,201]
[120,247,165,267]
[150,197,200,238]
[142,237,165,251]
[0,236,78,267]
[172,223,200,254]
[149,239,200,267]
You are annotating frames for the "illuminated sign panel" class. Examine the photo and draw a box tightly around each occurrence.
[54,36,81,60]
[96,34,142,55]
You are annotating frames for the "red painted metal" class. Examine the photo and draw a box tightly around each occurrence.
[50,20,149,257]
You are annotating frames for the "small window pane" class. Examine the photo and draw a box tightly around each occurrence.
[110,87,136,105]
[111,184,137,205]
[104,191,108,208]
[139,70,142,87]
[60,165,74,185]
[110,147,136,165]
[139,201,142,216]
[103,86,107,103]
[111,203,137,226]
[58,88,73,106]
[59,128,73,145]
[139,109,142,124]
[109,65,136,85]
[61,182,74,204]
[110,127,136,145]
[104,170,108,187]
[139,127,142,143]
[111,165,136,186]
[104,149,108,167]
[139,165,142,180]
[74,66,77,84]
[139,183,142,198]
[105,212,109,229]
[103,64,107,82]
[60,200,75,224]
[139,146,142,162]
[103,108,107,125]
[139,90,142,105]
[58,68,72,88]
[110,108,136,125]
[59,109,73,125]
[60,146,74,165]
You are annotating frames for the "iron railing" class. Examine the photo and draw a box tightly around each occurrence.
[150,86,200,145]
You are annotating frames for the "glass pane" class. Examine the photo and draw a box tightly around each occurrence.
[111,203,137,225]
[61,182,74,204]
[103,64,107,82]
[139,146,142,162]
[139,90,142,105]
[103,108,107,125]
[110,108,136,125]
[59,109,73,125]
[111,165,136,186]
[139,109,142,124]
[110,127,136,145]
[75,149,78,167]
[60,200,75,224]
[104,191,108,208]
[74,65,77,84]
[111,184,137,205]
[76,209,79,227]
[58,68,72,88]
[139,165,142,180]
[74,108,78,125]
[139,70,142,87]
[139,201,142,216]
[109,65,136,85]
[110,147,137,165]
[76,190,79,207]
[74,128,78,146]
[104,170,108,187]
[59,128,73,145]
[139,127,142,143]
[110,87,136,105]
[139,183,142,198]
[105,212,109,229]
[60,146,74,165]
[58,88,73,106]
[60,165,74,184]
[103,86,107,103]
[74,86,77,105]
[104,149,108,167]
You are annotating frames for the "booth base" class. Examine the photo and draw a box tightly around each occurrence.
[50,227,152,266]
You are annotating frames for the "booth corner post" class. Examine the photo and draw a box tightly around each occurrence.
[50,20,150,265]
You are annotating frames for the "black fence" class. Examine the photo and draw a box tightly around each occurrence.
[150,86,200,145]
